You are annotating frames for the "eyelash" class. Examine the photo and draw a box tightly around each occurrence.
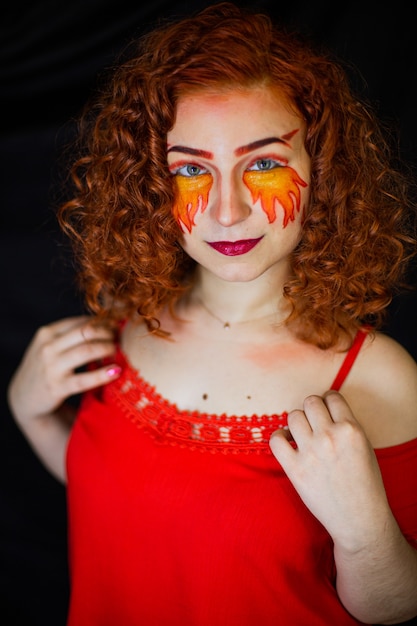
[246,157,286,172]
[170,163,209,177]
[169,155,288,177]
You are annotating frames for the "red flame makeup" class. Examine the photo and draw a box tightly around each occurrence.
[173,173,213,233]
[172,164,307,232]
[243,166,307,226]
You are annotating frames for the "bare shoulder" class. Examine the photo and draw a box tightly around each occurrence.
[357,331,417,392]
[342,331,417,447]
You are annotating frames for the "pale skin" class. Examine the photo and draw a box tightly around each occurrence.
[7,87,417,624]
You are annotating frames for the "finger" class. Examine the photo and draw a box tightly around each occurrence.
[38,316,92,339]
[286,408,313,442]
[40,318,115,357]
[269,427,297,465]
[62,322,116,354]
[53,338,118,378]
[300,394,334,430]
[51,315,92,331]
[322,390,358,424]
[61,362,122,398]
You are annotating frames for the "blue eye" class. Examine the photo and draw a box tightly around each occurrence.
[247,158,283,172]
[174,164,208,177]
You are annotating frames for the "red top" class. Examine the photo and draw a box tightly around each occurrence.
[66,329,417,626]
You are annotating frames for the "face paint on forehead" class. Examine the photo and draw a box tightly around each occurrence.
[243,166,307,226]
[172,173,213,233]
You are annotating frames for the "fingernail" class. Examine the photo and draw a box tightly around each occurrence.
[106,365,122,377]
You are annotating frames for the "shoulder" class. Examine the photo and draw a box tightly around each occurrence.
[358,331,417,391]
[341,331,417,447]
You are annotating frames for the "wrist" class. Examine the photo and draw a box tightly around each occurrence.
[334,510,402,560]
[332,505,399,556]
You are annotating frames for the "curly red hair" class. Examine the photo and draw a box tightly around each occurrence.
[58,1,417,348]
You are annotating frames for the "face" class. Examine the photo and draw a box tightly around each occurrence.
[167,87,311,283]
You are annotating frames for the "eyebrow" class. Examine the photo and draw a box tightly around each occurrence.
[234,134,297,156]
[167,145,213,159]
[167,130,299,160]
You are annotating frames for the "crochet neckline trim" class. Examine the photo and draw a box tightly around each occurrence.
[103,346,289,454]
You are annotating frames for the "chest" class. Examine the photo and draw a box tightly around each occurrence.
[121,326,343,416]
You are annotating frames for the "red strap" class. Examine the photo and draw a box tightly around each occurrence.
[330,328,369,391]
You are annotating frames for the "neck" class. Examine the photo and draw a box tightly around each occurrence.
[191,266,290,326]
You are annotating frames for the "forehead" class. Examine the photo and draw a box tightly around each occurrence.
[168,87,305,148]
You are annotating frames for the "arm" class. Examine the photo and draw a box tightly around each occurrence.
[7,315,121,483]
[270,388,417,625]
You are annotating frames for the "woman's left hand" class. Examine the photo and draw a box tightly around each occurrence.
[269,390,390,551]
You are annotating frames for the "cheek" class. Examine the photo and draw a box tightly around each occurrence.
[172,174,213,233]
[243,166,308,227]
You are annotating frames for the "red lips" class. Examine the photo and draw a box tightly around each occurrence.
[207,237,263,256]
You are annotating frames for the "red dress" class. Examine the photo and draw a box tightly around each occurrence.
[66,329,417,625]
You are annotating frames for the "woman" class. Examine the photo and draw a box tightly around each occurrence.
[7,3,417,624]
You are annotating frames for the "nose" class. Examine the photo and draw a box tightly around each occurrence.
[211,175,251,227]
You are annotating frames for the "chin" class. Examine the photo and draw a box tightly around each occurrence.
[210,264,265,283]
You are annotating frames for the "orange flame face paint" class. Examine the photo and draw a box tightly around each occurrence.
[172,173,213,233]
[243,166,307,226]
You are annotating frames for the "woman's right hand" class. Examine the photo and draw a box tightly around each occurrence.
[7,315,121,481]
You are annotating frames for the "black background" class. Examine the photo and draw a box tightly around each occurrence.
[1,1,417,624]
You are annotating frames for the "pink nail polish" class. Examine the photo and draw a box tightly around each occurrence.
[106,365,122,377]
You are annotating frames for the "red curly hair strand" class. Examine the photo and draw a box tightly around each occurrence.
[57,1,417,348]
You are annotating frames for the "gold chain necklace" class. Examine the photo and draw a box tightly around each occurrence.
[197,298,277,330]
[198,298,231,329]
